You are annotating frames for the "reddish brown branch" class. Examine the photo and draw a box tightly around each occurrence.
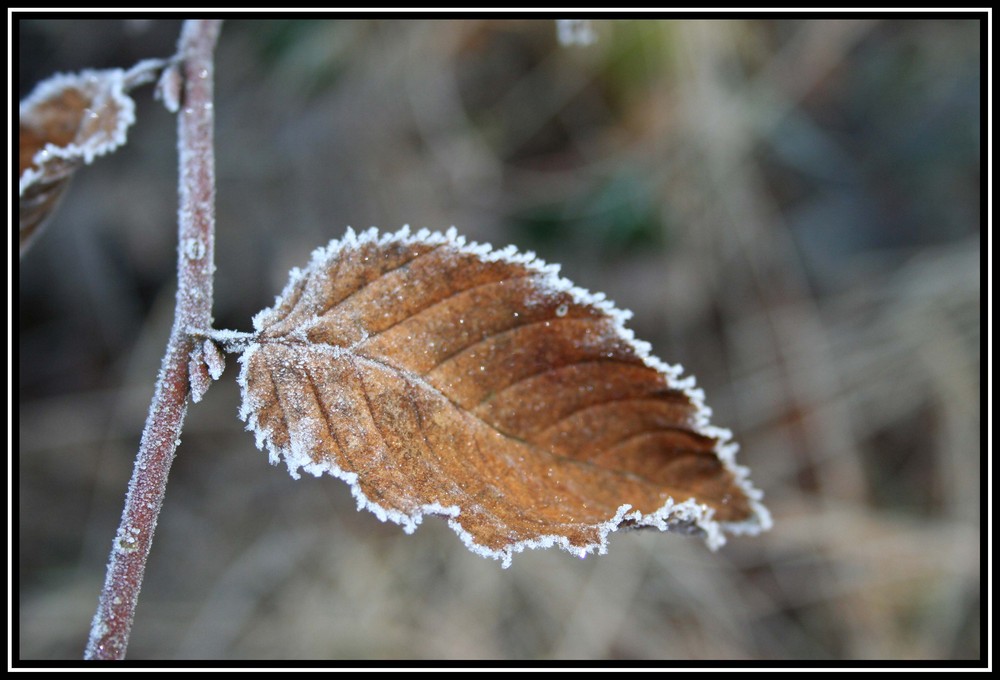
[84,19,223,661]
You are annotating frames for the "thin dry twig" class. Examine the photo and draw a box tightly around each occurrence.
[84,19,222,661]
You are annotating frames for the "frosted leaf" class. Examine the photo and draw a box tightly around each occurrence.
[19,68,138,256]
[189,339,225,403]
[203,339,226,380]
[238,226,770,567]
[155,61,183,113]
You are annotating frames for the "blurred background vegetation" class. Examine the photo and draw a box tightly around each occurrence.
[18,17,982,662]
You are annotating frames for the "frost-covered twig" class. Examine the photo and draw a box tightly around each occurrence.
[84,19,223,661]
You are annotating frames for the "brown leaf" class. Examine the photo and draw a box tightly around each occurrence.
[19,69,137,256]
[238,227,770,566]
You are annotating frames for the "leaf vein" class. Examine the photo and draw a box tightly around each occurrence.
[312,242,448,319]
[536,396,702,443]
[360,271,537,342]
[422,312,596,378]
[303,367,348,467]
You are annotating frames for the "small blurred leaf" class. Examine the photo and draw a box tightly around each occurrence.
[238,226,769,567]
[18,69,137,256]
